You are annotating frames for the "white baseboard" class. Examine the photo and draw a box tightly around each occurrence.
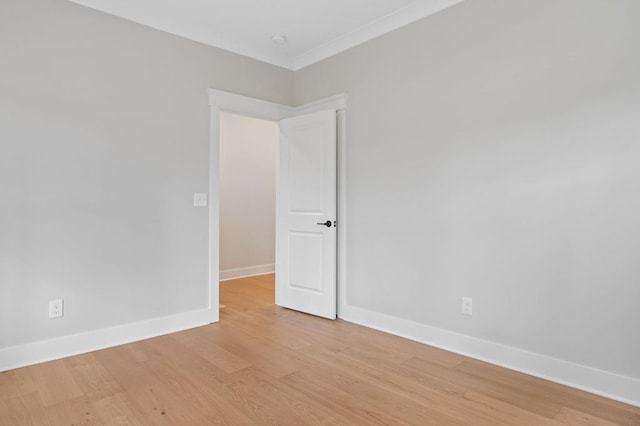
[219,264,275,281]
[0,308,212,372]
[340,304,640,408]
[3,298,636,409]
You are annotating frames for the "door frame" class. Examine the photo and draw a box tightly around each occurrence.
[207,89,347,323]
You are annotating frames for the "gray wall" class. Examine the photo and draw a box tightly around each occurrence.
[0,0,292,349]
[295,0,640,378]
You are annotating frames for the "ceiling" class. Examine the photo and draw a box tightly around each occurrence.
[67,0,464,70]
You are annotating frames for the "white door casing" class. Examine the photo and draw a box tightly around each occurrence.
[207,89,346,324]
[276,110,337,319]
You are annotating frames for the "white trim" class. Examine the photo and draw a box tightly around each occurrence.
[67,0,293,70]
[336,110,347,318]
[208,90,293,120]
[208,104,221,324]
[0,309,211,372]
[292,0,465,70]
[292,93,348,115]
[220,264,276,281]
[207,90,347,117]
[340,304,640,408]
[208,89,348,323]
[69,0,464,71]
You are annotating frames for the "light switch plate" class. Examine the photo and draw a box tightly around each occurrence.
[193,193,208,207]
[462,297,473,316]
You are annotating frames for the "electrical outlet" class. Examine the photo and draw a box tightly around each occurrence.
[49,299,64,319]
[462,297,473,316]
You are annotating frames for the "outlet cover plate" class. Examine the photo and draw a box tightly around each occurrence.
[49,299,64,319]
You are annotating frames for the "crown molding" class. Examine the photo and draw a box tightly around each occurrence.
[291,0,464,70]
[67,0,294,69]
[69,0,464,71]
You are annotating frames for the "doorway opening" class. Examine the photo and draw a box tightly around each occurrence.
[219,112,278,286]
[207,89,347,324]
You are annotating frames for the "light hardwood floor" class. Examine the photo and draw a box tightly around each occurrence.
[1,274,639,425]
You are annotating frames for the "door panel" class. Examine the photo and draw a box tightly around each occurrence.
[276,110,336,319]
[289,127,325,213]
[289,231,323,292]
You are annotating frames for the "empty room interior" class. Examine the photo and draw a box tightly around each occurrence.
[1,0,639,424]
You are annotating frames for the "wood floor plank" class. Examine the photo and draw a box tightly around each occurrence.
[225,366,351,425]
[171,328,252,374]
[298,342,526,426]
[26,360,84,407]
[140,336,259,424]
[281,370,429,425]
[95,346,203,423]
[221,367,317,425]
[1,274,638,425]
[455,360,640,425]
[0,395,41,426]
[95,343,236,425]
[198,322,311,379]
[89,392,149,426]
[0,369,37,401]
[290,346,466,425]
[327,344,563,425]
[43,395,104,426]
[403,355,566,418]
[63,353,123,400]
[461,391,562,426]
[554,407,625,426]
[13,392,51,426]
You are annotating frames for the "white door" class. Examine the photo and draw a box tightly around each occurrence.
[275,110,337,319]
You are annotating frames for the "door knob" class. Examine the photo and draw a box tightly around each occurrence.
[317,220,333,228]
